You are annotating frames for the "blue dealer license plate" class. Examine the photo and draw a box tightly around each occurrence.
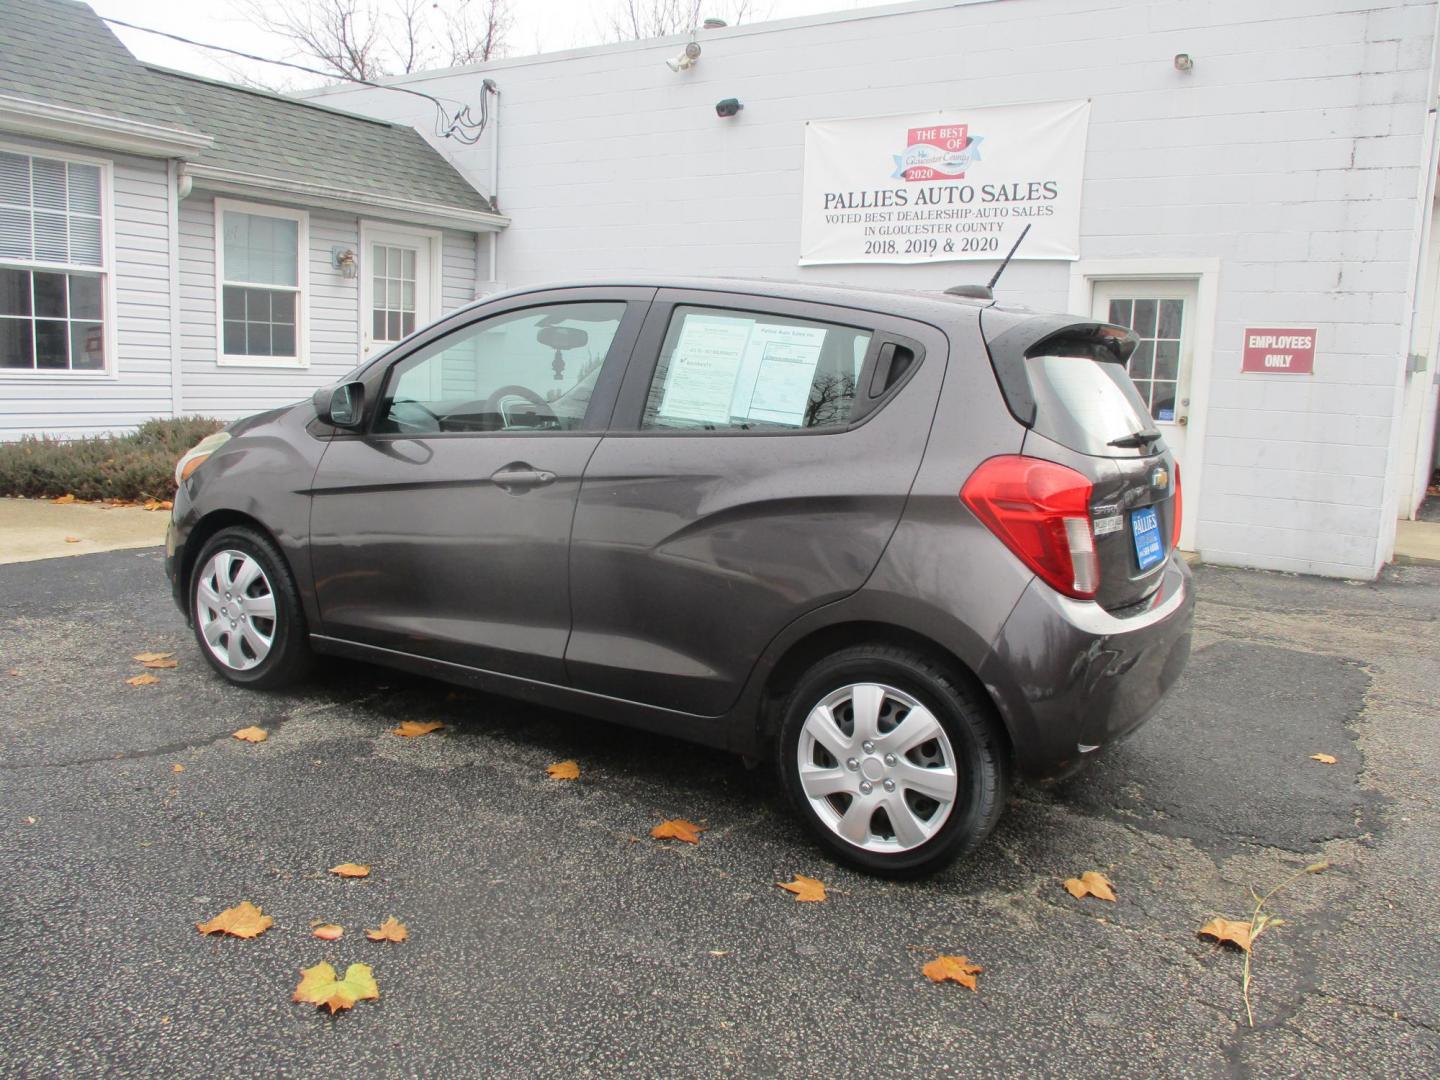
[1131,506,1164,571]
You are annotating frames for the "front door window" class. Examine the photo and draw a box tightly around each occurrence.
[370,243,417,345]
[375,301,627,435]
[1105,296,1184,423]
[361,227,436,357]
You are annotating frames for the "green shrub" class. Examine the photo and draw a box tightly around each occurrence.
[0,417,226,502]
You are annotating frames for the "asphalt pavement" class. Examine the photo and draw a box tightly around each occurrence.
[1,550,1437,1078]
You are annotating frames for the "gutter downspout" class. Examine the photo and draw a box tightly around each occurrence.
[1380,0,1440,566]
[167,159,185,418]
[488,81,500,287]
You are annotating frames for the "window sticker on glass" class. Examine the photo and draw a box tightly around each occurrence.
[738,324,827,426]
[656,313,754,424]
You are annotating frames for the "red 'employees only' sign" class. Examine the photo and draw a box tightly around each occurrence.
[1241,327,1317,374]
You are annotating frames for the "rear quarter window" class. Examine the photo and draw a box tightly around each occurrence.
[1026,354,1157,457]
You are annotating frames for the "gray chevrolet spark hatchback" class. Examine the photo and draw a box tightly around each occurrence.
[166,278,1193,876]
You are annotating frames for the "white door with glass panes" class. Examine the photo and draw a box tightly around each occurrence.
[360,226,438,359]
[1092,278,1197,505]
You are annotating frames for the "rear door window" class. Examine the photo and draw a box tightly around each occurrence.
[1025,354,1157,456]
[642,306,872,432]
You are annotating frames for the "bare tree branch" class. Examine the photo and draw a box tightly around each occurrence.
[600,0,765,42]
[232,0,512,84]
[447,0,515,66]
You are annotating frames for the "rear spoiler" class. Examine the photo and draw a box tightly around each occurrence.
[978,308,1140,426]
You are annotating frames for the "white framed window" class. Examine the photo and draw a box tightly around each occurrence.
[0,147,114,375]
[214,198,308,367]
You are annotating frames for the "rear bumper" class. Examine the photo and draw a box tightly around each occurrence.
[978,553,1194,779]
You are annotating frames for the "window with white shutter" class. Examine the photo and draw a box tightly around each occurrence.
[0,149,109,373]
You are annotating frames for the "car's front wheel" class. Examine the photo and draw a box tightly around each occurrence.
[190,526,310,690]
[778,645,1009,877]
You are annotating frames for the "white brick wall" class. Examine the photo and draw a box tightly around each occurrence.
[313,0,1439,578]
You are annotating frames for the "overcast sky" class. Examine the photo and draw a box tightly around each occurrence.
[89,0,875,90]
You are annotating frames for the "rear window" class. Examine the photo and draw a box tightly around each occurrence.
[1025,354,1156,456]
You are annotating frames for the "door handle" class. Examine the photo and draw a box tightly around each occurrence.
[491,462,557,493]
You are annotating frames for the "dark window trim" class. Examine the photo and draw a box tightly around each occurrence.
[607,289,931,438]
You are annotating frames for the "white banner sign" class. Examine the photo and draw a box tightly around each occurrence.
[799,100,1091,266]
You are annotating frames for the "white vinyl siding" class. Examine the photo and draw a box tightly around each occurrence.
[0,139,171,440]
[442,229,478,312]
[0,143,485,438]
[178,194,482,420]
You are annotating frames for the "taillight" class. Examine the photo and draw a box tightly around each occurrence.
[961,455,1100,600]
[1171,462,1183,549]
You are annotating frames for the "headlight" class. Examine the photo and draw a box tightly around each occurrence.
[175,431,231,485]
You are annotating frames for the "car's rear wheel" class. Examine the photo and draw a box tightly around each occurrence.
[777,645,1008,877]
[190,526,310,689]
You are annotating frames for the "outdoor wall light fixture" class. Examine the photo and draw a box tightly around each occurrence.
[331,246,358,278]
[1174,53,1194,72]
[715,98,743,118]
[667,41,701,72]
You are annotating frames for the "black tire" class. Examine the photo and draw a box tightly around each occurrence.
[189,525,311,690]
[777,644,1009,877]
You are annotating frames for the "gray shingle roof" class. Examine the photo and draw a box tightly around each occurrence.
[149,68,494,215]
[0,0,493,216]
[0,0,194,131]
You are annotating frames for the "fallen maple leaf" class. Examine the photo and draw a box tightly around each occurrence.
[232,726,268,742]
[312,924,344,941]
[1198,917,1258,953]
[292,962,379,1013]
[126,673,160,687]
[651,819,707,844]
[546,760,580,780]
[1063,870,1117,902]
[196,901,273,939]
[172,763,185,773]
[143,658,178,670]
[777,874,828,902]
[141,499,173,512]
[922,955,983,991]
[133,651,175,663]
[366,916,408,943]
[391,720,444,737]
[1310,753,1337,764]
[64,536,81,544]
[52,494,76,504]
[329,862,370,878]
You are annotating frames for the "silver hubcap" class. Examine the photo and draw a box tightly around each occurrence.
[797,682,958,853]
[195,549,277,671]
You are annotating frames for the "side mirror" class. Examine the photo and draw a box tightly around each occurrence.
[313,382,364,428]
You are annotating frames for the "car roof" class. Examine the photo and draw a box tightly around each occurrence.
[475,276,1005,325]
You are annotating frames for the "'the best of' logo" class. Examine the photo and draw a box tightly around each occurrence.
[893,124,985,182]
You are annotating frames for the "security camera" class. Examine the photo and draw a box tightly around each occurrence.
[666,41,701,72]
[715,97,743,118]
